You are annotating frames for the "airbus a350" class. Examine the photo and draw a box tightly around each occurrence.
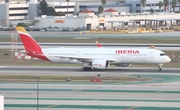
[16,26,171,71]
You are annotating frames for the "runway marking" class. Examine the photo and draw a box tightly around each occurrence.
[48,104,60,108]
[5,98,15,100]
[157,90,164,93]
[129,106,139,109]
[72,89,82,92]
[0,66,8,68]
[91,99,102,101]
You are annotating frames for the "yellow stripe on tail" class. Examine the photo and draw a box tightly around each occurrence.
[16,26,28,34]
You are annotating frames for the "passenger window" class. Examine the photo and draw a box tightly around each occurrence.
[160,53,166,56]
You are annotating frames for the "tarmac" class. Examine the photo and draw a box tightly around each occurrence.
[0,31,180,110]
[0,66,180,110]
[1,31,180,38]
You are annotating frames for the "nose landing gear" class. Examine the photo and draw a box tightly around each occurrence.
[158,64,163,71]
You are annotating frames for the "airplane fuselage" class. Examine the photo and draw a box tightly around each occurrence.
[41,48,170,64]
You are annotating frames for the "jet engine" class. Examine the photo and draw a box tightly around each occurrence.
[115,63,131,67]
[92,59,109,69]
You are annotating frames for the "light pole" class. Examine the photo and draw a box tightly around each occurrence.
[34,76,41,110]
[0,14,1,26]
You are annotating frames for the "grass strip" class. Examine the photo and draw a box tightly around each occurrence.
[1,37,180,43]
[0,75,151,82]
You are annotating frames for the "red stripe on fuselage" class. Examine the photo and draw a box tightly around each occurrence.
[27,53,50,61]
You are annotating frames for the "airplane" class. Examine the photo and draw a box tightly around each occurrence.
[16,26,171,71]
[95,41,102,48]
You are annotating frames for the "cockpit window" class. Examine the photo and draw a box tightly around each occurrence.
[160,53,166,56]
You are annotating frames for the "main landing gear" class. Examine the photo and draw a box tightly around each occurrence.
[158,64,163,71]
[81,67,92,71]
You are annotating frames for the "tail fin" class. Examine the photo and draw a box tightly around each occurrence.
[95,41,102,48]
[16,26,42,54]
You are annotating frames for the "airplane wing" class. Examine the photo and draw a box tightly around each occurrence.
[47,55,117,62]
[48,55,92,62]
[58,56,92,61]
[18,49,117,62]
[19,49,91,61]
[107,58,117,62]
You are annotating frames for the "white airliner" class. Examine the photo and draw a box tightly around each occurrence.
[16,26,171,71]
[95,41,103,48]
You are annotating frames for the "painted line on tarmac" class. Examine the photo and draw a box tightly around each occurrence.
[156,90,165,93]
[0,66,8,68]
[1,88,180,94]
[72,89,82,92]
[5,104,180,110]
[5,97,180,102]
[137,84,180,86]
[48,104,60,108]
[129,106,139,109]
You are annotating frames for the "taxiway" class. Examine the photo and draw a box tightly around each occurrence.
[0,67,180,110]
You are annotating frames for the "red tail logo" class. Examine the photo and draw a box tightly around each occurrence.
[16,26,41,54]
[16,26,49,61]
[95,41,102,48]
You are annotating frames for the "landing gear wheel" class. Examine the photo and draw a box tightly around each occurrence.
[158,68,162,71]
[87,67,92,71]
[158,64,163,71]
[81,67,85,71]
[81,67,92,71]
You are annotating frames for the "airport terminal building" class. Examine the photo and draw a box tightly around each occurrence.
[0,0,40,26]
[0,0,180,29]
[0,0,127,26]
[33,12,180,31]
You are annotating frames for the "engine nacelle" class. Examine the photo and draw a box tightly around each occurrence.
[115,63,131,67]
[92,59,109,69]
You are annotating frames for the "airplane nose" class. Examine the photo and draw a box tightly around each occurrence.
[167,57,171,62]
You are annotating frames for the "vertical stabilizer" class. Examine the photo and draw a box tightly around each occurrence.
[16,26,49,61]
[16,26,42,54]
[95,41,102,48]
